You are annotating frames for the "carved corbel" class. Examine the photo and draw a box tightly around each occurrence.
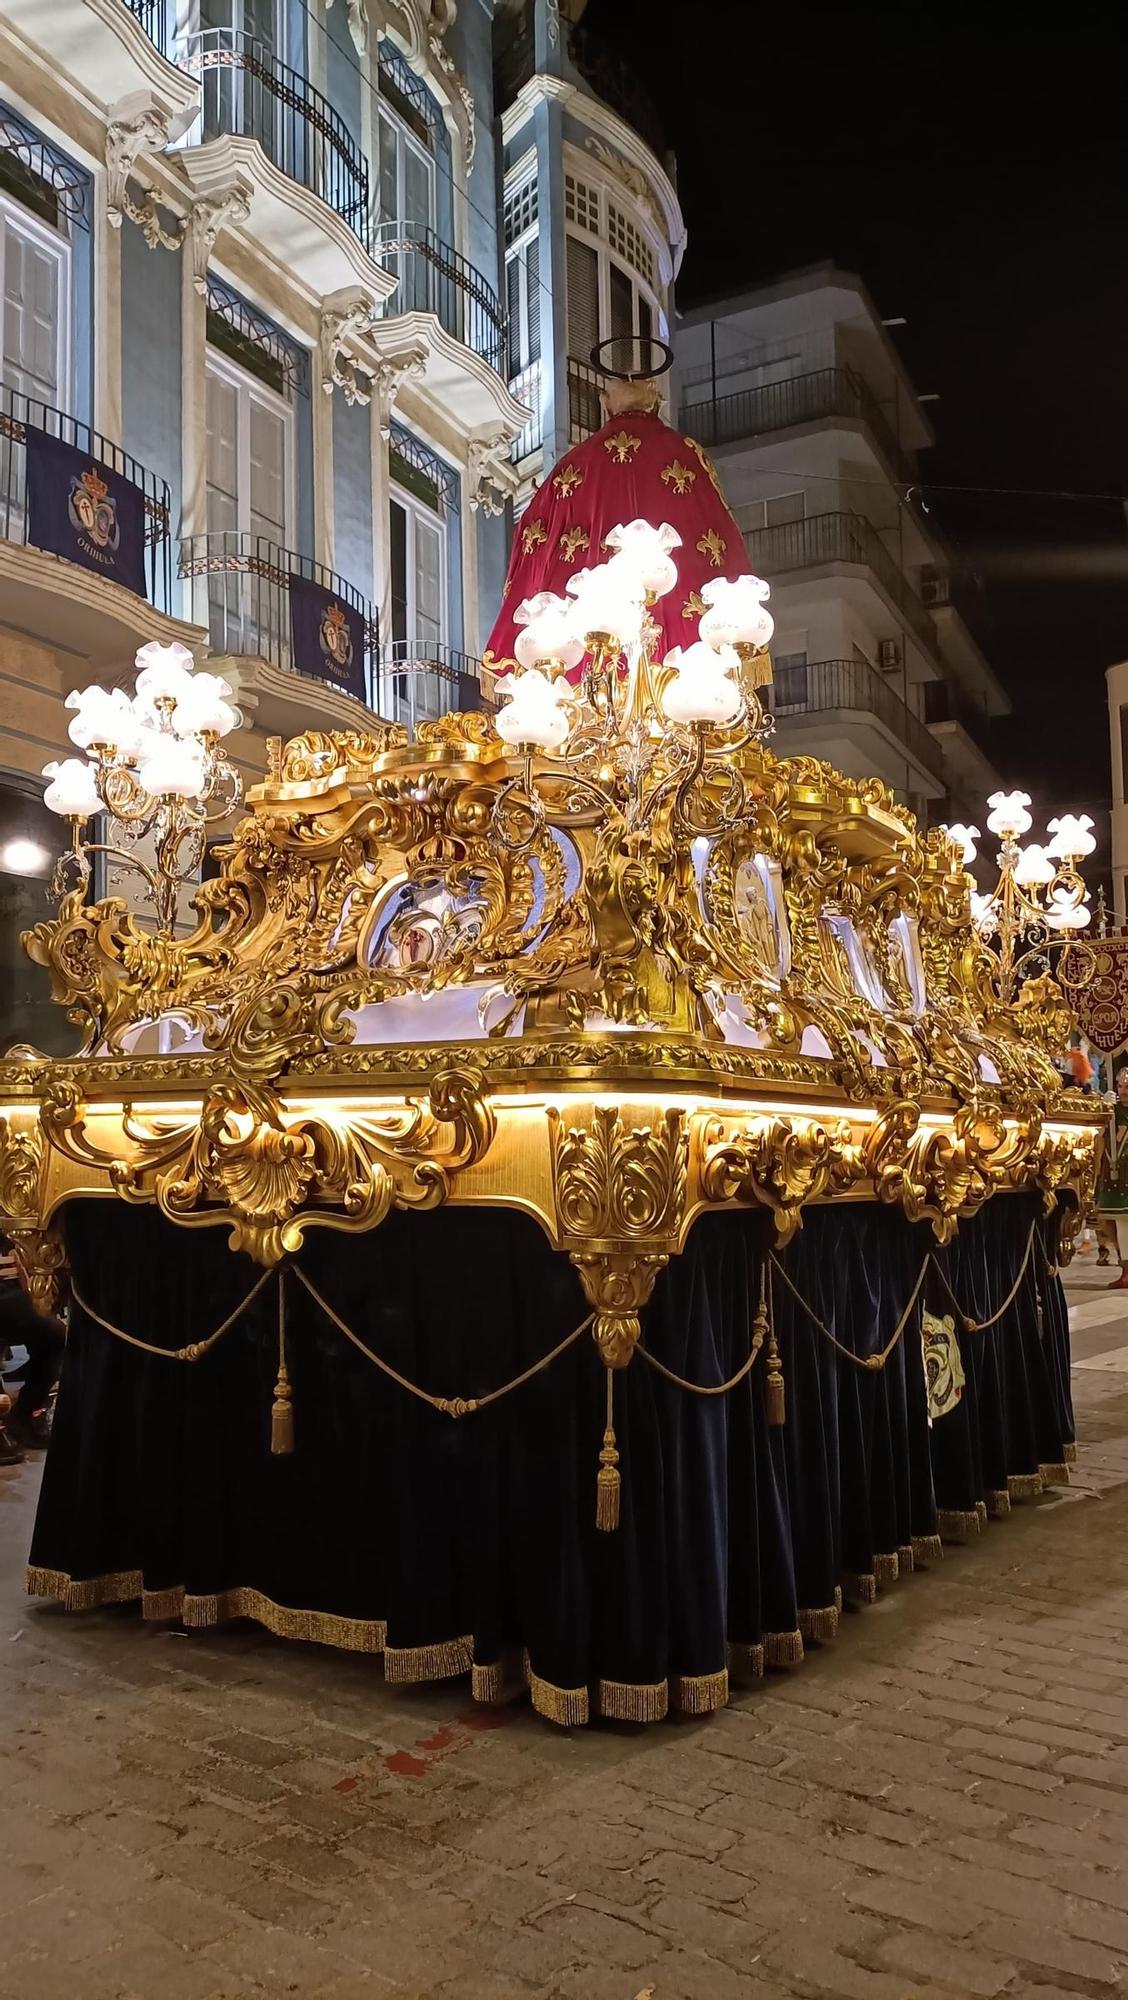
[320,288,381,407]
[190,180,254,294]
[106,91,191,250]
[701,1113,851,1242]
[467,429,516,517]
[372,345,428,437]
[0,1118,66,1316]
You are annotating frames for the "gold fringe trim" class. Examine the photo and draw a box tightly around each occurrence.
[471,1660,505,1704]
[141,1585,187,1620]
[1039,1460,1070,1487]
[834,1583,843,1611]
[986,1489,1012,1518]
[1007,1472,1046,1502]
[26,1565,142,1610]
[523,1652,589,1727]
[976,1499,988,1526]
[798,1602,840,1642]
[1064,1441,1078,1464]
[873,1552,900,1586]
[672,1669,729,1715]
[383,1633,474,1682]
[599,1677,669,1723]
[898,1544,915,1574]
[763,1627,804,1668]
[727,1641,765,1682]
[182,1589,386,1654]
[911,1534,944,1564]
[842,1571,877,1604]
[937,1508,983,1542]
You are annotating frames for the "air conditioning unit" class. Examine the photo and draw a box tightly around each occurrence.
[878,639,902,671]
[920,568,950,606]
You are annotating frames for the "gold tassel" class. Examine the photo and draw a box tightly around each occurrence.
[737,639,773,688]
[271,1268,294,1455]
[595,1367,621,1531]
[763,1265,785,1425]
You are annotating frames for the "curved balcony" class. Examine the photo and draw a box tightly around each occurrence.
[123,0,166,52]
[770,658,944,785]
[178,531,376,723]
[744,511,941,668]
[684,367,912,484]
[372,224,506,376]
[176,28,383,298]
[374,641,488,735]
[0,380,197,667]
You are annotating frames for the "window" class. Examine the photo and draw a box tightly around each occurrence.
[205,349,293,656]
[772,651,809,707]
[389,485,446,723]
[503,176,538,249]
[200,0,286,158]
[564,173,600,236]
[608,202,654,289]
[377,110,433,229]
[566,234,600,364]
[504,174,540,378]
[743,493,805,531]
[0,191,69,407]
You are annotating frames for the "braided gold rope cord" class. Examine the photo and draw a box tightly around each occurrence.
[929,1218,1038,1333]
[768,1253,931,1372]
[69,1267,275,1361]
[294,1265,593,1417]
[635,1335,765,1396]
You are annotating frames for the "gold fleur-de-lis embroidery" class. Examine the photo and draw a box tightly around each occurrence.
[661,460,696,495]
[553,464,583,498]
[558,526,590,563]
[686,435,723,495]
[604,430,641,465]
[681,590,707,620]
[521,520,548,556]
[696,529,726,568]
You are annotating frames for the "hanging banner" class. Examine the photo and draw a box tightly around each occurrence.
[1066,933,1128,1056]
[287,574,367,702]
[25,429,147,598]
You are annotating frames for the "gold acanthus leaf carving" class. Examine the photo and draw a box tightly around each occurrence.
[548,1106,688,1242]
[0,1117,66,1314]
[700,1114,844,1241]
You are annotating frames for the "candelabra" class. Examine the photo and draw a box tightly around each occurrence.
[41,641,243,937]
[492,520,774,856]
[945,792,1095,1007]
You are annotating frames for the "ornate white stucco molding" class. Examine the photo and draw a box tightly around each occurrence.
[467,428,516,517]
[189,180,254,294]
[371,344,429,438]
[324,0,369,54]
[320,288,382,407]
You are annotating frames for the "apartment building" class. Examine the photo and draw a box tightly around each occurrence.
[676,265,1009,823]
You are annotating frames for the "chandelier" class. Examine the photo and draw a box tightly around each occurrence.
[944,792,1095,1007]
[40,641,242,936]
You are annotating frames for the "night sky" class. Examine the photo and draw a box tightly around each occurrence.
[586,0,1128,831]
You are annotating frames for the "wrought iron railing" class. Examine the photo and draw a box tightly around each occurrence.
[769,658,944,781]
[181,30,369,243]
[372,224,506,375]
[0,380,172,608]
[122,0,168,55]
[683,366,910,482]
[373,640,489,734]
[509,360,543,461]
[744,511,940,664]
[567,356,604,444]
[178,532,376,699]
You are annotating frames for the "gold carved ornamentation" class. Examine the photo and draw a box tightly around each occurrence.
[701,1114,850,1242]
[0,1117,65,1313]
[549,1107,688,1366]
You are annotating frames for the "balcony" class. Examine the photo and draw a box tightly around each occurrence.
[178,531,376,728]
[0,0,195,119]
[509,360,543,461]
[372,225,506,376]
[744,511,941,667]
[123,0,165,53]
[567,357,604,444]
[0,380,200,665]
[683,367,911,483]
[923,680,1000,790]
[373,642,489,735]
[770,658,944,784]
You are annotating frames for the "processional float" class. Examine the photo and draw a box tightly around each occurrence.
[0,360,1104,1724]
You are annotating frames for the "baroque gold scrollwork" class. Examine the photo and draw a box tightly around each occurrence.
[549,1107,688,1367]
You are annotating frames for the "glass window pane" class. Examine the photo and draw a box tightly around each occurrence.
[378,113,399,224]
[415,515,443,649]
[389,496,408,647]
[403,138,432,230]
[248,395,286,543]
[206,372,239,510]
[609,263,633,344]
[566,235,599,362]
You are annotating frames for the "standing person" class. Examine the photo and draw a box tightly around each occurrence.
[1097,1068,1128,1288]
[0,1237,65,1456]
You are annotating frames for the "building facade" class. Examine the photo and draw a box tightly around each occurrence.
[0,0,688,1050]
[676,266,1009,824]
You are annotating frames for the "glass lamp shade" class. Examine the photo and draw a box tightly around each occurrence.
[661,641,742,726]
[42,757,102,819]
[697,574,774,650]
[985,789,1033,839]
[135,729,207,800]
[943,822,980,867]
[134,640,196,707]
[512,592,584,673]
[1013,842,1056,887]
[1046,813,1096,861]
[564,558,645,649]
[65,684,143,756]
[1044,888,1092,932]
[603,519,682,597]
[171,671,240,739]
[494,668,572,752]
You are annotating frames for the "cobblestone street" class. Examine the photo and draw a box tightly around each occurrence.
[4,1257,1128,2000]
